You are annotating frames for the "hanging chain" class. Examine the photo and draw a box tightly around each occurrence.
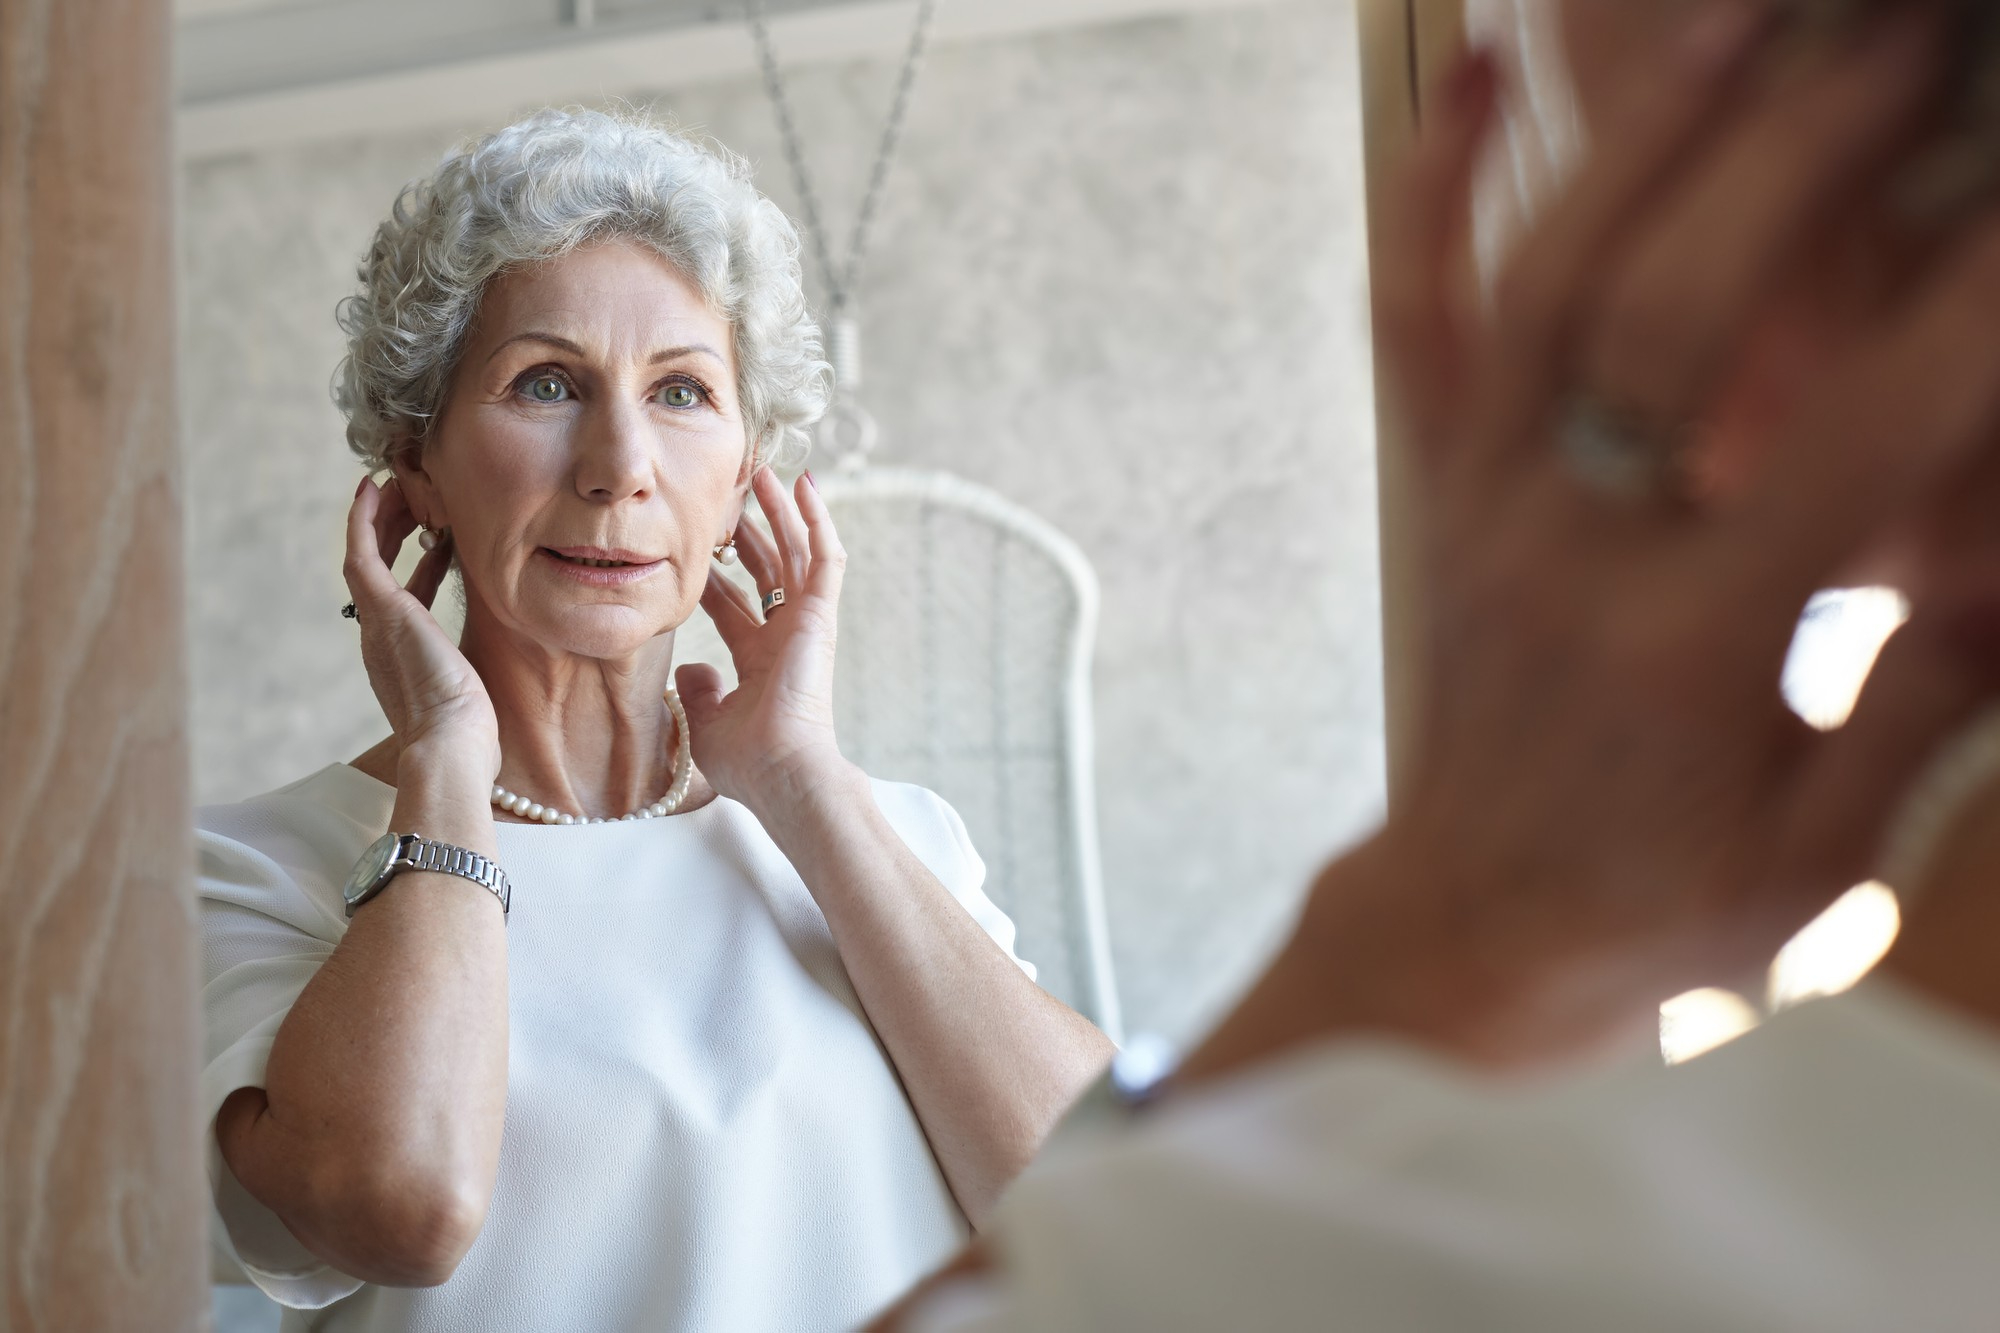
[744,0,939,318]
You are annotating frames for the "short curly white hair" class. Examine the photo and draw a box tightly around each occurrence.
[334,107,829,471]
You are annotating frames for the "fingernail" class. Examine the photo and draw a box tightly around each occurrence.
[356,476,370,497]
[1680,0,1766,77]
[805,470,818,491]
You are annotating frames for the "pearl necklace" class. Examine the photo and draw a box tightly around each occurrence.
[490,687,697,826]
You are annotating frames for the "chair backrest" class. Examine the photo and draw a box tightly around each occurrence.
[816,467,1123,1041]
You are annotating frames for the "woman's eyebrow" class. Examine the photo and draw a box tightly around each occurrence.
[486,330,588,364]
[649,343,727,367]
[484,331,726,366]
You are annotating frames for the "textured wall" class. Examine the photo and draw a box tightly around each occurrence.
[178,0,1384,1043]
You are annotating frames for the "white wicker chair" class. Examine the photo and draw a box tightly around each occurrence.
[815,467,1124,1041]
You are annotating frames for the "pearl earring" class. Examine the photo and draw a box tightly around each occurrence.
[714,536,738,565]
[418,524,444,552]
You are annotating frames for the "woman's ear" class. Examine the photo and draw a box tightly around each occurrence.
[727,444,759,521]
[388,441,448,529]
[735,430,766,489]
[725,486,750,537]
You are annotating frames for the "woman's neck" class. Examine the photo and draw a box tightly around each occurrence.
[469,613,687,821]
[353,606,702,822]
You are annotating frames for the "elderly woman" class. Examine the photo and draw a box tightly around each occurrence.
[196,109,1113,1333]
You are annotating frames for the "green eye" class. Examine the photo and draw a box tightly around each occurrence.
[661,383,699,408]
[527,375,566,402]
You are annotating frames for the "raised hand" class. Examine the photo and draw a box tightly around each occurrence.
[677,467,850,812]
[1192,7,2000,1076]
[1377,11,2000,1052]
[342,475,500,780]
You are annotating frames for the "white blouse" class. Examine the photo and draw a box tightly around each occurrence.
[198,762,1034,1333]
[916,980,2000,1332]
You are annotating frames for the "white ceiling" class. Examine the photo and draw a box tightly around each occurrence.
[179,0,722,104]
[176,0,318,19]
[175,0,1275,158]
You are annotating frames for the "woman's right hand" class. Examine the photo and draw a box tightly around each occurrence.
[217,476,511,1289]
[342,475,500,780]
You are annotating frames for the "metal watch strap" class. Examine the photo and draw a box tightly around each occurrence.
[1054,1039,1180,1140]
[403,837,511,917]
[347,834,511,919]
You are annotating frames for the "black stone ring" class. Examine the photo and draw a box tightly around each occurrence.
[341,603,359,620]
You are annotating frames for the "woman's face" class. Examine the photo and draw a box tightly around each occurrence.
[395,238,749,662]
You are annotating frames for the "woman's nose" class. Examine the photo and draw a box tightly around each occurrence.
[572,397,654,504]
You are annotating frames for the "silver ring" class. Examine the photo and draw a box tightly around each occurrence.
[761,587,786,615]
[1558,390,1690,503]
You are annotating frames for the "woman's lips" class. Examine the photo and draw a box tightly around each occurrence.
[536,546,668,586]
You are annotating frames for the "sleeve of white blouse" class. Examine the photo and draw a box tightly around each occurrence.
[871,780,1037,983]
[892,1039,1780,1333]
[197,818,366,1310]
[891,1053,1454,1333]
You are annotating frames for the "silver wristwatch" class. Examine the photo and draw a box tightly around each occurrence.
[1059,1036,1180,1138]
[343,832,511,919]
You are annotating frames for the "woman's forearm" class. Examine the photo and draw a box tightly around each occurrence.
[1173,835,1482,1087]
[1176,828,1679,1087]
[748,762,1115,1225]
[216,748,510,1285]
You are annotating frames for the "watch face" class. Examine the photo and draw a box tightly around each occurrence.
[345,832,401,907]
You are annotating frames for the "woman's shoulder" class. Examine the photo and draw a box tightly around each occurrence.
[698,775,975,881]
[857,778,1033,977]
[196,763,393,926]
[861,778,983,875]
[863,776,963,825]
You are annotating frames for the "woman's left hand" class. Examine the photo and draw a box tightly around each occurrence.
[1186,14,2000,1079]
[677,467,853,812]
[688,469,1112,1223]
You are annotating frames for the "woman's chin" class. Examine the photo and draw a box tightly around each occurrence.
[518,603,685,661]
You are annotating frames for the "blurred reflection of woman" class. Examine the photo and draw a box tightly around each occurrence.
[196,108,1113,1333]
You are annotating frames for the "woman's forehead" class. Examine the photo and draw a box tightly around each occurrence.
[474,239,730,361]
